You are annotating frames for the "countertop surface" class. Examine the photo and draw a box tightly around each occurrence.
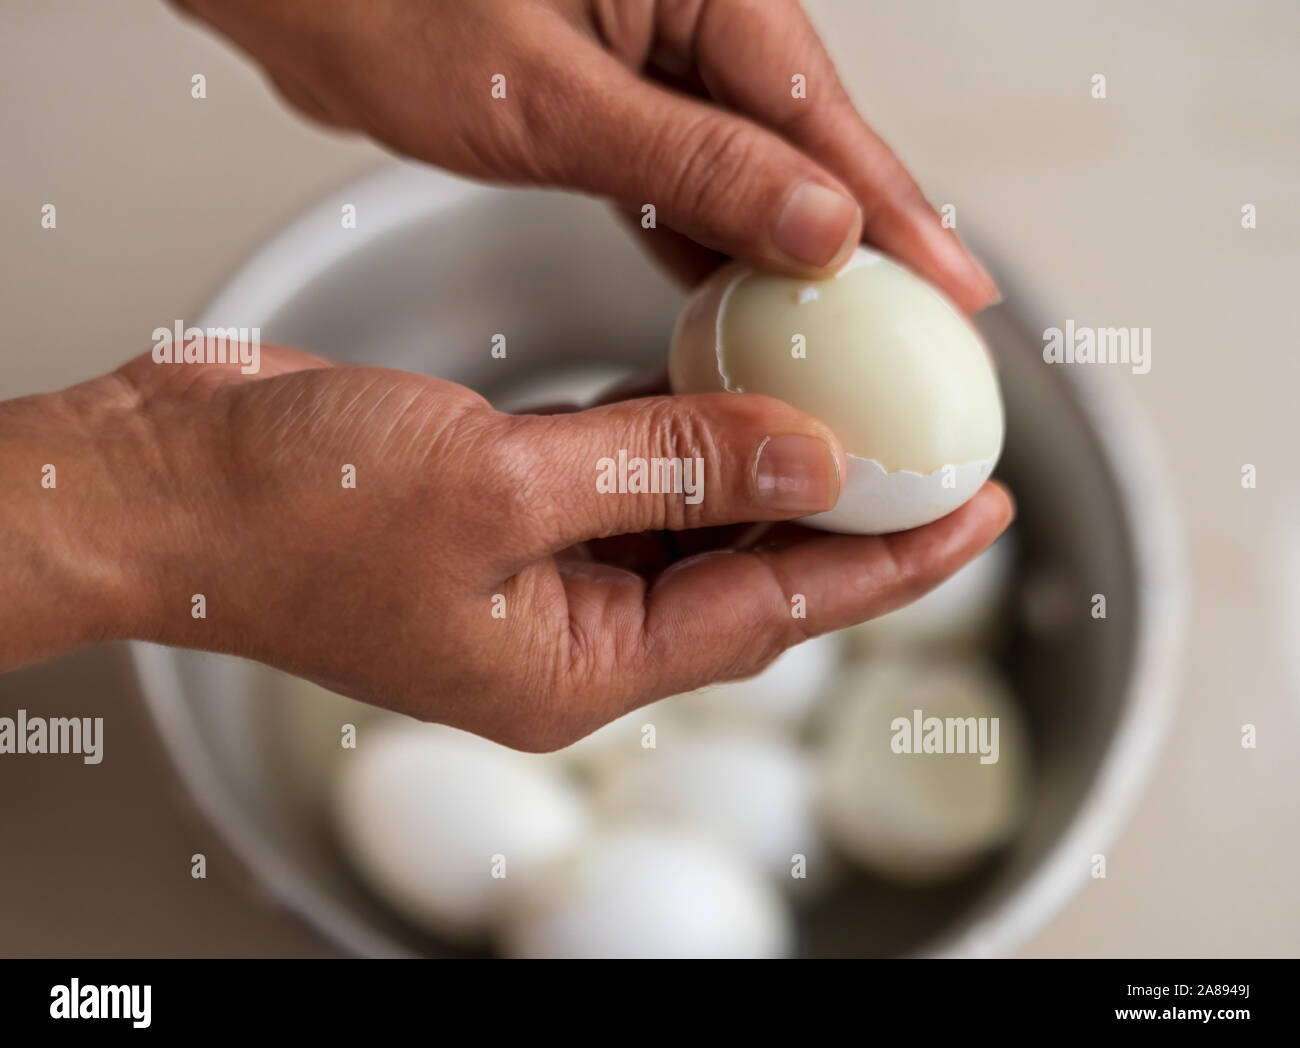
[1,0,1297,956]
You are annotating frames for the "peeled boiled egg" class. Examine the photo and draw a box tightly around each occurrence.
[669,246,1004,533]
[331,720,588,942]
[815,657,1030,883]
[674,632,840,729]
[499,825,792,958]
[596,731,826,891]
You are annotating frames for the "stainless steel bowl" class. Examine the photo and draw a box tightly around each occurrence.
[133,164,1184,957]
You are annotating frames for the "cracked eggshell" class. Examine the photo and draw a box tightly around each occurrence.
[499,825,793,958]
[668,247,1004,534]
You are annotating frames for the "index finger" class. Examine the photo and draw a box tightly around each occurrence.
[666,0,1001,313]
[562,480,1015,713]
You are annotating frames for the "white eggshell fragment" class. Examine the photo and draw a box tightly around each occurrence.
[500,826,793,958]
[675,632,840,729]
[596,731,825,888]
[668,246,1004,534]
[843,530,1016,653]
[816,657,1030,883]
[332,720,588,942]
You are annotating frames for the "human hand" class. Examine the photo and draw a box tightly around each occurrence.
[0,345,1012,749]
[171,0,999,307]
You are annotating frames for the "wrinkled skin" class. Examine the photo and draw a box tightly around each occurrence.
[170,0,999,304]
[0,1,1012,750]
[1,348,1011,750]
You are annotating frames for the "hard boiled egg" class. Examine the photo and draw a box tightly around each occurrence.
[669,247,1003,534]
[815,657,1030,883]
[596,731,826,891]
[499,825,792,958]
[331,720,588,942]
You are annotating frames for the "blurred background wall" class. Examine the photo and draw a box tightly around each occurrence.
[0,0,1296,955]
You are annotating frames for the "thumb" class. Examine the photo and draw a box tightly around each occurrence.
[502,392,846,556]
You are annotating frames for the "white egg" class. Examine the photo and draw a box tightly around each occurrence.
[674,632,840,729]
[596,731,827,891]
[499,825,793,958]
[554,698,682,778]
[842,530,1016,653]
[331,720,588,942]
[669,246,1004,534]
[816,657,1030,883]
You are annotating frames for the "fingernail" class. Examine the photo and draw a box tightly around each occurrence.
[754,434,840,513]
[773,183,861,268]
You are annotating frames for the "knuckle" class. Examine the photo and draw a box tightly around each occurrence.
[477,419,550,536]
[508,628,603,753]
[501,26,605,186]
[508,614,642,754]
[639,401,718,530]
[666,115,764,233]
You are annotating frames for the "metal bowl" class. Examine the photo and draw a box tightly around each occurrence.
[133,164,1184,957]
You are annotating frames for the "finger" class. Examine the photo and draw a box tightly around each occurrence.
[498,392,847,558]
[539,39,864,275]
[568,481,1014,710]
[674,0,1001,312]
[111,341,335,397]
[612,204,727,287]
